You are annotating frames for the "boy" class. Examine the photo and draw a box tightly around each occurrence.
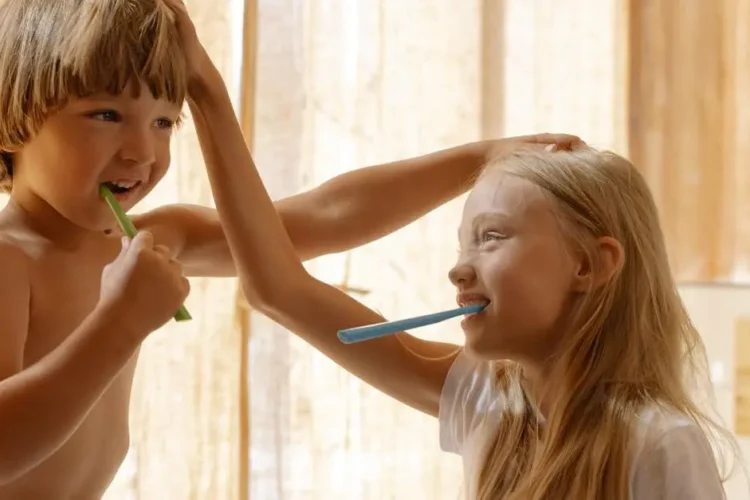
[0,0,581,498]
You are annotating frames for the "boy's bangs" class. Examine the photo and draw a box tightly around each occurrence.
[52,0,188,104]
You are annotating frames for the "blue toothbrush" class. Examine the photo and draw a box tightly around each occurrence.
[337,303,486,344]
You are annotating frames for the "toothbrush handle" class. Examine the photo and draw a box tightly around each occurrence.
[337,304,483,344]
[101,188,192,322]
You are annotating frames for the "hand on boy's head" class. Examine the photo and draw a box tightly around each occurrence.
[98,231,190,341]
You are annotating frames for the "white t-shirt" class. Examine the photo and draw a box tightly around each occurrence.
[438,351,726,499]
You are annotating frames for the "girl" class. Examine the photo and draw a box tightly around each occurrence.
[176,5,739,500]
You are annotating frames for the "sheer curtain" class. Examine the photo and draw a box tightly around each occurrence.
[247,1,626,499]
[628,0,750,282]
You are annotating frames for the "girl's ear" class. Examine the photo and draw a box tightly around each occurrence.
[571,236,623,292]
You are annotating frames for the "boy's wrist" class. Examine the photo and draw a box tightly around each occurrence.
[89,302,150,351]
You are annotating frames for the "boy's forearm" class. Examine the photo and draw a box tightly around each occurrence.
[308,142,489,252]
[0,308,140,484]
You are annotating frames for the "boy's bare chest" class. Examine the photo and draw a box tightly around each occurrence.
[4,243,139,498]
[24,245,118,365]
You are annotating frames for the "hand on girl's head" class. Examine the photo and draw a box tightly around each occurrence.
[486,133,585,164]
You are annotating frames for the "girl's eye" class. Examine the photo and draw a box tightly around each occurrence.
[481,230,504,243]
[88,110,121,122]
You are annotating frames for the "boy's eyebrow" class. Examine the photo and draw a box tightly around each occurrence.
[69,94,123,105]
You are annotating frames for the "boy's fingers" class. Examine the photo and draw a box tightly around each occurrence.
[128,231,154,252]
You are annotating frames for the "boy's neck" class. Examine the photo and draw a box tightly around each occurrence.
[5,193,104,248]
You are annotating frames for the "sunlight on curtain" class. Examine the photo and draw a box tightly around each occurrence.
[247,1,625,499]
[103,0,246,498]
[629,0,750,283]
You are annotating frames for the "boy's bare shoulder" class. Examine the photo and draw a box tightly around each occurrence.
[0,232,32,302]
[0,233,32,272]
[0,211,37,268]
[0,221,32,378]
[131,203,220,251]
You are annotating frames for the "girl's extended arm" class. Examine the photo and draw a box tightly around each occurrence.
[188,68,460,416]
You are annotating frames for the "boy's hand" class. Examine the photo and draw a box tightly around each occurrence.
[162,0,217,85]
[486,133,586,161]
[98,232,190,339]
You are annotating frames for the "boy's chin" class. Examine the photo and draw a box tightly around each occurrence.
[58,208,123,234]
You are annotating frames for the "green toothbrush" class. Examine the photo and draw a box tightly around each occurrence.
[99,185,192,322]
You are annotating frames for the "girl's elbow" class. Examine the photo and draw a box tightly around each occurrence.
[239,277,299,314]
[239,280,274,310]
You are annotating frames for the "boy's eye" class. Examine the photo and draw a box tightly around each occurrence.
[155,118,176,130]
[87,110,121,122]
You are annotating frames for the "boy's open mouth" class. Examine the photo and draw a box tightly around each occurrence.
[101,180,141,195]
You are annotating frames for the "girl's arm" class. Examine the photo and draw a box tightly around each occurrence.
[188,68,459,416]
[167,0,581,413]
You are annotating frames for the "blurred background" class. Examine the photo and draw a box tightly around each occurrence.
[2,0,749,498]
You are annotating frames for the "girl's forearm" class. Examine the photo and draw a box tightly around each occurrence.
[187,71,307,304]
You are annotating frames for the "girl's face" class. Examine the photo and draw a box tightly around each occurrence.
[450,171,581,362]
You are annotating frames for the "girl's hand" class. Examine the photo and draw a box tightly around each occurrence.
[162,0,218,87]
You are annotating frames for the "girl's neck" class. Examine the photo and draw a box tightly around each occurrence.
[519,360,560,419]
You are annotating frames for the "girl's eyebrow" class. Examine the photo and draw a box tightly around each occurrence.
[470,212,513,231]
[457,212,513,243]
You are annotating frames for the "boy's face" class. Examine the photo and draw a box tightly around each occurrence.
[11,80,182,231]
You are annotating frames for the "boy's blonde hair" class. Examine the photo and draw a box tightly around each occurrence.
[0,0,188,192]
[473,148,740,499]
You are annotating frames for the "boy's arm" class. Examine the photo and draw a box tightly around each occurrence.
[0,244,140,484]
[140,135,581,277]
[135,142,490,277]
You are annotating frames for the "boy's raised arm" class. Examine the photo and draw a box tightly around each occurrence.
[144,137,581,277]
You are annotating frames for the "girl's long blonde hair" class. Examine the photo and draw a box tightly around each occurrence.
[473,148,739,499]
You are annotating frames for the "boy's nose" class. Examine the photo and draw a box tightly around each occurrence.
[120,129,156,166]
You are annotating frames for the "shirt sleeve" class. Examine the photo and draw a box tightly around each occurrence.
[631,422,726,499]
[438,350,497,454]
